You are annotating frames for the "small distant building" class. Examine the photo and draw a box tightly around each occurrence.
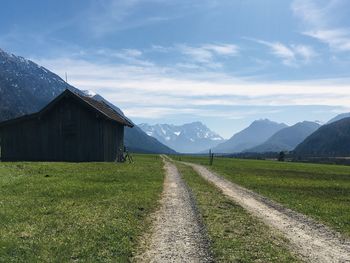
[0,89,133,162]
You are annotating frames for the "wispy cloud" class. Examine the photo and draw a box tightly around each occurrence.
[123,106,282,120]
[201,44,239,56]
[304,29,350,52]
[264,42,295,66]
[84,0,234,36]
[35,53,350,120]
[147,43,239,68]
[291,0,331,28]
[292,0,350,52]
[96,48,155,66]
[291,44,318,62]
[178,43,238,61]
[250,39,317,66]
[178,45,214,63]
[85,0,176,36]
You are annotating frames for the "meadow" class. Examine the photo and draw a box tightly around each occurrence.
[0,155,164,262]
[177,156,350,236]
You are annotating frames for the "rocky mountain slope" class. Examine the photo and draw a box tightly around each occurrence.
[0,48,80,121]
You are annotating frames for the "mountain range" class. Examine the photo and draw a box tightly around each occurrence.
[0,48,175,154]
[139,122,225,153]
[211,119,287,153]
[3,48,350,157]
[247,121,321,153]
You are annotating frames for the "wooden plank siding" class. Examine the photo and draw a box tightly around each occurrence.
[0,90,129,162]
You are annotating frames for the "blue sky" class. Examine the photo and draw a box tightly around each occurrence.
[1,0,350,138]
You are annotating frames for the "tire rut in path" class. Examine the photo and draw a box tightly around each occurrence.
[183,162,350,263]
[134,157,212,263]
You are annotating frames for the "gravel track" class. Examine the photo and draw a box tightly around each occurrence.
[133,157,213,263]
[184,162,350,263]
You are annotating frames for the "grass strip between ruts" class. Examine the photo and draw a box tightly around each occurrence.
[176,162,300,263]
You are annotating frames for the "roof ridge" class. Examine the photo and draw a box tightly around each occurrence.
[72,90,133,127]
[0,89,134,128]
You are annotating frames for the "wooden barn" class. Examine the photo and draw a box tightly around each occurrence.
[0,89,133,162]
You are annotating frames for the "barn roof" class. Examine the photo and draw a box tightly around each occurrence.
[73,91,134,127]
[0,89,134,127]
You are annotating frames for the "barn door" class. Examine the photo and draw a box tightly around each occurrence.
[62,103,78,161]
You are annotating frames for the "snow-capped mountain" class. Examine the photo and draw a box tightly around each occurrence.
[139,122,225,153]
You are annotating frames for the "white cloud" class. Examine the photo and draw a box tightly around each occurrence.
[177,43,239,64]
[268,42,295,66]
[147,43,239,68]
[151,45,172,53]
[122,49,143,57]
[124,106,282,120]
[304,29,350,52]
[292,0,350,52]
[252,39,317,66]
[35,55,350,121]
[96,48,154,66]
[171,44,239,68]
[202,44,239,56]
[178,45,214,63]
[291,44,318,62]
[291,0,330,28]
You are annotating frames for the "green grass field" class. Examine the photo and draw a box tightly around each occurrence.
[0,155,164,262]
[177,156,350,237]
[177,163,300,262]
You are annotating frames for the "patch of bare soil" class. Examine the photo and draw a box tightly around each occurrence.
[133,157,212,263]
[184,162,350,263]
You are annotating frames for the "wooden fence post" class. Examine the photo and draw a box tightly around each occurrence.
[209,150,214,165]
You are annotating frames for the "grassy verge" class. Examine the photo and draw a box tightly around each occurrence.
[176,155,350,237]
[0,154,164,262]
[176,162,300,262]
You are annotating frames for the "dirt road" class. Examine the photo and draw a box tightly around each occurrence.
[184,162,350,263]
[134,158,212,263]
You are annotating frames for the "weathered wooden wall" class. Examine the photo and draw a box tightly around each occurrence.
[0,96,124,162]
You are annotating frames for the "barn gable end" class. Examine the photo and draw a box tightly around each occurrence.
[0,89,133,162]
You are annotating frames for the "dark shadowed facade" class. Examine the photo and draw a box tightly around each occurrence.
[0,89,133,162]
